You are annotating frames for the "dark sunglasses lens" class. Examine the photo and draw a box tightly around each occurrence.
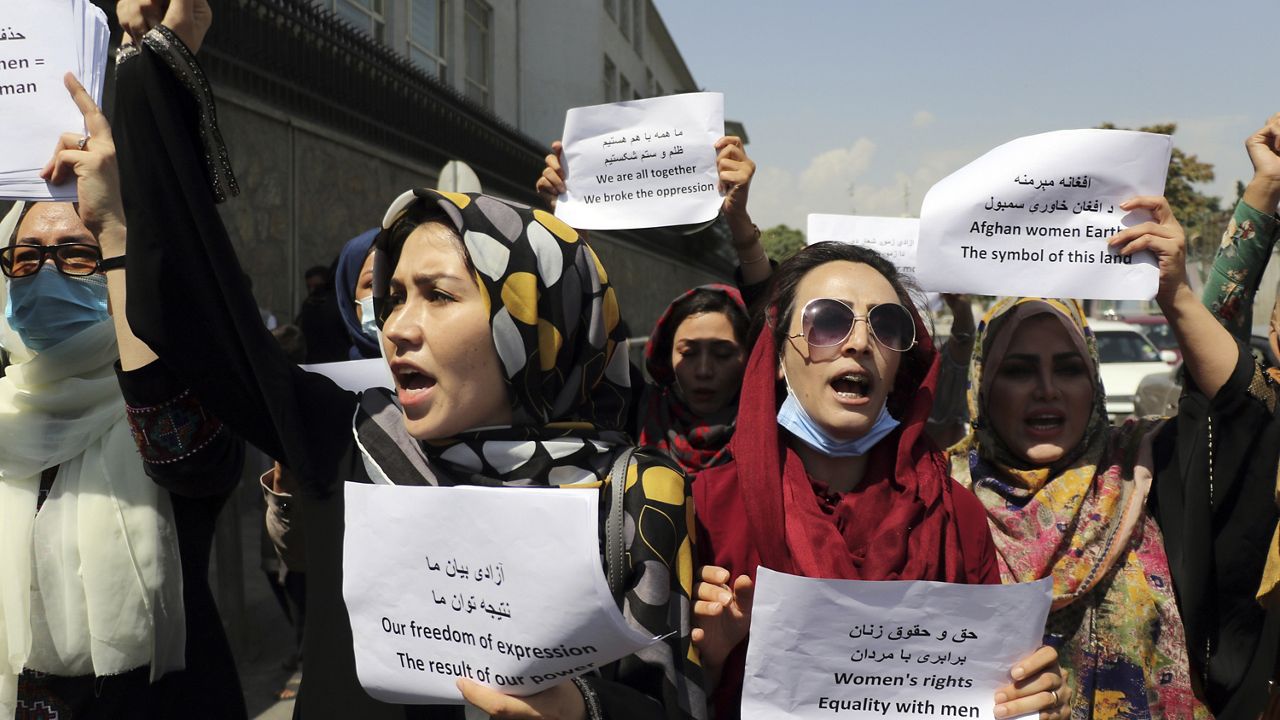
[869,304,915,351]
[802,299,854,347]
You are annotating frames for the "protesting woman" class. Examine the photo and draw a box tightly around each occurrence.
[637,285,749,475]
[0,75,244,717]
[947,195,1280,718]
[111,1,704,718]
[335,227,381,360]
[689,242,1067,720]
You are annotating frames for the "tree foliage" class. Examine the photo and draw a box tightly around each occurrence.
[761,224,806,262]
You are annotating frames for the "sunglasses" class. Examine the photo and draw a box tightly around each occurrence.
[1,243,103,279]
[787,298,917,356]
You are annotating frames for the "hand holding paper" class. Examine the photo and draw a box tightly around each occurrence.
[40,73,125,243]
[916,129,1173,300]
[555,92,725,230]
[1106,195,1188,304]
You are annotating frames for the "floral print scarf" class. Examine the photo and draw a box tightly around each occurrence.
[948,298,1208,719]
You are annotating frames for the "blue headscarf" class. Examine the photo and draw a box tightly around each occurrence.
[335,228,380,359]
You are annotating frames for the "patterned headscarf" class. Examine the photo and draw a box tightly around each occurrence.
[639,284,746,475]
[948,297,1207,718]
[368,189,633,486]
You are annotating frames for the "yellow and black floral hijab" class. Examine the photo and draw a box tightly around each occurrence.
[366,188,634,486]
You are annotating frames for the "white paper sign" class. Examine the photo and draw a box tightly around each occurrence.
[301,358,394,393]
[917,130,1172,300]
[342,483,662,704]
[556,92,724,230]
[806,214,943,312]
[742,568,1052,720]
[807,215,921,271]
[0,0,109,200]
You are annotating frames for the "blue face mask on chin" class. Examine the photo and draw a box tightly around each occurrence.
[776,368,900,457]
[5,264,110,352]
[358,295,378,340]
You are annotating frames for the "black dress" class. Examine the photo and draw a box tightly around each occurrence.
[1151,341,1280,719]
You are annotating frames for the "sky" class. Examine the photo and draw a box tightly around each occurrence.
[650,0,1271,232]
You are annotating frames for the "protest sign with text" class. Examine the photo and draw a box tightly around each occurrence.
[916,130,1172,300]
[742,568,1052,720]
[0,0,108,200]
[806,214,943,312]
[556,92,724,230]
[342,483,663,704]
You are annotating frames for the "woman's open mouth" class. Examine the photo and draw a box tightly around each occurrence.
[393,366,437,410]
[830,372,872,406]
[1023,413,1066,439]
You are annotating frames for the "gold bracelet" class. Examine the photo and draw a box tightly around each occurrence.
[740,249,769,265]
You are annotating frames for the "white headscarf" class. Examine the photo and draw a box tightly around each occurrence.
[0,202,185,713]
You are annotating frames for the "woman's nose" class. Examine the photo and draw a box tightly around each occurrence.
[842,317,872,355]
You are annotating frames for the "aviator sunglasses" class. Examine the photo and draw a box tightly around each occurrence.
[787,298,917,357]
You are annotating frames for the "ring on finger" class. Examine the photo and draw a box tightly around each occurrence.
[1049,689,1059,706]
[77,136,89,151]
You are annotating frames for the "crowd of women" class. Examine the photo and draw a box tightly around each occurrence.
[2,0,1280,718]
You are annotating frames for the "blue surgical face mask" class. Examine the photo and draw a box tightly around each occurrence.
[5,264,110,352]
[776,367,900,457]
[358,296,378,340]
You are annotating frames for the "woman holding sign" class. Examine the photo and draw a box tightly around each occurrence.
[947,195,1279,718]
[110,1,704,718]
[690,242,1068,719]
[0,76,245,716]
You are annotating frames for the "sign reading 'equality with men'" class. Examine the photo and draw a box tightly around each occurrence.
[916,129,1173,301]
[555,92,725,230]
[742,569,1052,720]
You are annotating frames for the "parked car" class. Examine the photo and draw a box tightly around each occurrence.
[1090,320,1170,421]
[1120,314,1181,364]
[1133,332,1280,417]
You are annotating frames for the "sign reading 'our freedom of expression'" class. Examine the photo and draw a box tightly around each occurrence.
[555,92,724,230]
[742,569,1052,720]
[916,129,1173,301]
[342,483,662,705]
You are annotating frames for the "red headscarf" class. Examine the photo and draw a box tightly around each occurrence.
[731,300,971,581]
[639,284,747,475]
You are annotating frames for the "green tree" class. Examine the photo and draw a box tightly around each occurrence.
[761,224,806,262]
[1099,122,1229,265]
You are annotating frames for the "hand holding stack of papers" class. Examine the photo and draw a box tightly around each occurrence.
[0,0,108,201]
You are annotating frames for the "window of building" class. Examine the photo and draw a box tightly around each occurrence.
[463,0,491,107]
[332,0,385,41]
[406,0,447,80]
[618,0,630,39]
[619,74,631,103]
[632,0,643,55]
[603,55,616,102]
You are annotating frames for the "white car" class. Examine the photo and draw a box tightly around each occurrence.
[1090,320,1170,421]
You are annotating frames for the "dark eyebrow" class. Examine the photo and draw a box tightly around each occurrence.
[1003,352,1083,363]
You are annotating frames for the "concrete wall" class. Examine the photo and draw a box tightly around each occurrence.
[213,93,438,321]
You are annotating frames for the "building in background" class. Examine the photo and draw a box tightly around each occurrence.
[93,0,737,330]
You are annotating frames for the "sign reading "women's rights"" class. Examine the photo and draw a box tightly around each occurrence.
[555,92,724,230]
[917,129,1172,300]
[742,569,1052,720]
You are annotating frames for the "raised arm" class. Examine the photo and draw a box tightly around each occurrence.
[1202,114,1280,338]
[112,0,353,488]
[1111,196,1238,399]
